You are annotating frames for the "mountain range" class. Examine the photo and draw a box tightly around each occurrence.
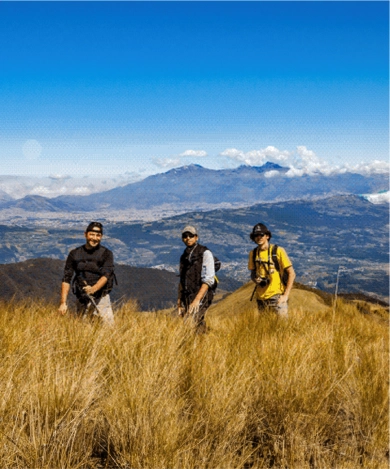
[0,163,388,212]
[0,194,388,302]
[0,163,388,302]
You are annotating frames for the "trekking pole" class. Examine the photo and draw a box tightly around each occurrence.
[250,284,257,302]
[81,280,99,316]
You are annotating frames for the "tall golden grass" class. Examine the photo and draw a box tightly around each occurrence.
[0,289,388,469]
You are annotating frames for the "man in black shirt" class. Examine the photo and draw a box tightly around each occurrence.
[58,222,115,325]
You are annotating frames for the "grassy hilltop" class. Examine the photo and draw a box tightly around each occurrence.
[0,285,388,469]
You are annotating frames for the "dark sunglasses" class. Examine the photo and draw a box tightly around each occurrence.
[254,233,266,237]
[182,233,196,239]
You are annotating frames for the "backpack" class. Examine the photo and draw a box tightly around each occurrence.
[252,244,288,286]
[211,254,221,291]
[272,245,289,286]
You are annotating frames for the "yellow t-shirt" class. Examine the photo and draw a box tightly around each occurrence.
[248,244,292,300]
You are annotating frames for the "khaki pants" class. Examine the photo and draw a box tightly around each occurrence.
[256,294,288,318]
[76,294,114,326]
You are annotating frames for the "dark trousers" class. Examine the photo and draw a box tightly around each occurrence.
[181,293,212,333]
[182,307,207,333]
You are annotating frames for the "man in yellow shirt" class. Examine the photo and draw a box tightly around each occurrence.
[248,223,295,317]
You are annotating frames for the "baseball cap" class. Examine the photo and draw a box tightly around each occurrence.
[182,225,197,236]
[86,222,103,234]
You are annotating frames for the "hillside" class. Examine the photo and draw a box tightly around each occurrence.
[0,258,240,311]
[209,282,331,317]
[208,281,389,319]
[0,288,387,468]
[1,255,385,315]
[0,195,75,212]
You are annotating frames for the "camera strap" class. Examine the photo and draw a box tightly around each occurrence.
[254,246,272,277]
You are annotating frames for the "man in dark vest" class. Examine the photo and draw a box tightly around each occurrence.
[177,225,216,333]
[58,222,115,325]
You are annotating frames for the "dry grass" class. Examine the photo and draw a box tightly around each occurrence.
[0,287,388,469]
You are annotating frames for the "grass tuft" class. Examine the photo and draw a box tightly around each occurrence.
[0,290,388,468]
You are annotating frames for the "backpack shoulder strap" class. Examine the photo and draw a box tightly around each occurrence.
[96,245,109,263]
[196,244,207,255]
[271,244,281,273]
[252,247,257,266]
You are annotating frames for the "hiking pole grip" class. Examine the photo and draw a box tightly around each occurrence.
[81,279,99,312]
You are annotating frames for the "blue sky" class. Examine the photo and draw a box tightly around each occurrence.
[0,1,388,179]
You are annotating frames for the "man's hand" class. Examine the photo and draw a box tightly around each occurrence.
[59,282,70,315]
[188,299,200,315]
[82,276,107,296]
[83,285,95,295]
[58,303,68,315]
[177,300,184,316]
[277,294,288,305]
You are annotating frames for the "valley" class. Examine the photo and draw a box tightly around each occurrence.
[0,194,388,303]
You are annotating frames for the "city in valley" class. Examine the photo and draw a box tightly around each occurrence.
[0,193,388,303]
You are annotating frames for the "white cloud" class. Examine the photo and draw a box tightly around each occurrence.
[153,157,181,169]
[264,170,282,178]
[220,148,245,158]
[30,183,102,197]
[220,146,291,166]
[242,150,267,166]
[48,174,72,181]
[72,186,92,195]
[296,145,318,163]
[30,186,52,196]
[154,149,208,168]
[0,174,144,199]
[363,191,390,204]
[179,150,208,157]
[262,146,291,162]
[344,160,390,176]
[285,167,305,178]
[287,146,338,176]
[220,144,389,178]
[288,147,390,177]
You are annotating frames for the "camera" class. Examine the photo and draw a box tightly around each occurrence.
[256,277,270,288]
